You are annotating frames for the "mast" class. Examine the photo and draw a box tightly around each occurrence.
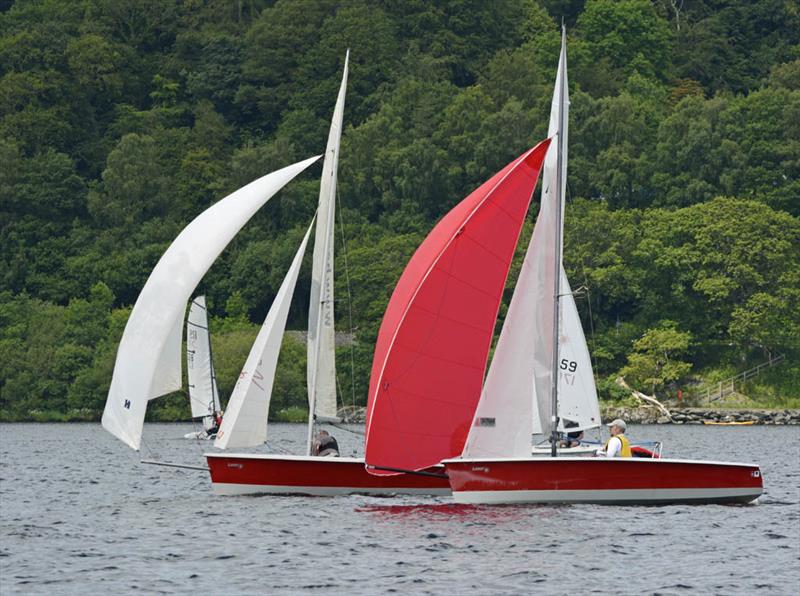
[549,27,567,457]
[205,303,221,415]
[306,50,349,455]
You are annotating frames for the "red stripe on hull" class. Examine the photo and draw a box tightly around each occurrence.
[443,458,763,505]
[206,454,450,496]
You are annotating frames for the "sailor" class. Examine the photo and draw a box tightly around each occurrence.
[203,409,222,437]
[599,418,632,457]
[312,430,340,457]
[559,421,583,448]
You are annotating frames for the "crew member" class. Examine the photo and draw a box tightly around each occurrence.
[312,430,340,457]
[559,421,584,448]
[599,418,631,457]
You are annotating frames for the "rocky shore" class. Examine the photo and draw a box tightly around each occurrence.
[602,406,800,425]
[339,405,800,425]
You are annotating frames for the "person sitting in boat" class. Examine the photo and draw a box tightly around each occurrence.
[598,418,631,457]
[559,421,584,448]
[312,430,340,457]
[204,410,223,437]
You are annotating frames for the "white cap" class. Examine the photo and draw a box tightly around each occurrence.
[606,418,626,432]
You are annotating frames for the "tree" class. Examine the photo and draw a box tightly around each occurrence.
[620,322,692,395]
[634,198,799,346]
[87,133,171,227]
[576,0,672,81]
[729,270,800,357]
[672,0,800,94]
[65,33,124,103]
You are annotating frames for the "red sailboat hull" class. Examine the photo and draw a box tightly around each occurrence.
[206,454,451,496]
[443,457,763,505]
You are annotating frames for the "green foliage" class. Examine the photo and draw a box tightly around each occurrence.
[739,363,800,407]
[596,375,634,403]
[620,322,693,395]
[1,0,798,419]
[576,0,672,81]
[274,406,309,423]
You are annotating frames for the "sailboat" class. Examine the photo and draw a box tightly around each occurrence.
[99,52,447,496]
[203,53,450,496]
[183,296,223,440]
[439,29,763,505]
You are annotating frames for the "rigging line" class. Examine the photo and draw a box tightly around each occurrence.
[336,185,358,413]
[579,258,599,375]
[141,459,209,472]
[367,465,449,480]
[579,256,603,443]
[335,372,347,421]
[139,434,159,462]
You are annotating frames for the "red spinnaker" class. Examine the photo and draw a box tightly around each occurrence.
[364,140,551,474]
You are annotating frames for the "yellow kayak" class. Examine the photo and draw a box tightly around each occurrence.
[702,420,756,426]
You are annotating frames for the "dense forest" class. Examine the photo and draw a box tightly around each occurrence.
[1,0,798,422]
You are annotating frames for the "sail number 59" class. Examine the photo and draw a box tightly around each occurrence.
[560,359,578,373]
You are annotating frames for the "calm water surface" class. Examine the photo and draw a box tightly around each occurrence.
[1,423,798,595]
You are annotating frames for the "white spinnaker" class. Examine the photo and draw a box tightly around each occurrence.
[187,296,220,419]
[215,222,314,449]
[308,51,349,422]
[101,156,320,450]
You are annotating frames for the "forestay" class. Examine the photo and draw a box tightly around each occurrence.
[101,156,320,450]
[364,140,551,474]
[214,221,314,449]
[308,51,349,424]
[186,296,220,419]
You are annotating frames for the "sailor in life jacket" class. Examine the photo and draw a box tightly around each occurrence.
[599,418,632,457]
[312,430,340,457]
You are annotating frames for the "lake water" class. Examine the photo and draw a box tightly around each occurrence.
[1,423,798,595]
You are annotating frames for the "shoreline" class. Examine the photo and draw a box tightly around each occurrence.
[4,406,799,425]
[601,406,800,425]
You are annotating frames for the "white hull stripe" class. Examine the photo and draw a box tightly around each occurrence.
[452,487,762,505]
[211,482,451,497]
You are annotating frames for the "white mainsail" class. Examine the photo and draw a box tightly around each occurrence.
[308,51,349,427]
[532,28,569,443]
[464,28,598,458]
[101,155,320,450]
[215,221,314,449]
[187,296,220,419]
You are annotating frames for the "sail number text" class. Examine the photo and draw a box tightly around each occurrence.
[559,359,578,373]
